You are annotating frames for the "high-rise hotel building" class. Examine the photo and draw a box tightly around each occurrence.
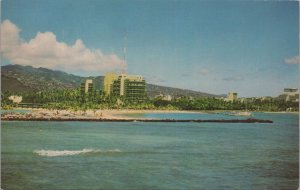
[104,73,146,103]
[103,73,118,95]
[80,79,94,93]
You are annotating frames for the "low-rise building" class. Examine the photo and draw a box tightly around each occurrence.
[260,96,273,102]
[278,88,299,102]
[226,92,237,102]
[283,88,298,96]
[163,95,172,101]
[8,95,22,104]
[155,94,172,101]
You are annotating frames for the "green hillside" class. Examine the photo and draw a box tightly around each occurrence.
[1,64,219,98]
[1,75,32,93]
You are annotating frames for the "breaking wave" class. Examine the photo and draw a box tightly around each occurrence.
[34,148,121,157]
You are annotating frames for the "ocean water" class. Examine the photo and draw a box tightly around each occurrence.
[1,109,32,114]
[118,112,258,120]
[1,113,299,189]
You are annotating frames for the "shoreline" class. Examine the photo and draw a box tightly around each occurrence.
[3,107,299,114]
[1,108,298,120]
[1,108,297,123]
[1,109,207,121]
[1,117,273,123]
[0,108,276,123]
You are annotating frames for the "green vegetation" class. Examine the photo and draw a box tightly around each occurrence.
[1,88,298,112]
[1,65,298,112]
[1,64,216,98]
[1,64,84,92]
[151,96,298,112]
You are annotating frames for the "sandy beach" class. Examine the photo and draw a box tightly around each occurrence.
[2,108,205,120]
[2,108,298,120]
[1,108,276,123]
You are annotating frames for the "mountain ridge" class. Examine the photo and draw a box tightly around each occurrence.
[1,64,220,98]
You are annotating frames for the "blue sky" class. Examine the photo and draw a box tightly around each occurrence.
[1,0,299,97]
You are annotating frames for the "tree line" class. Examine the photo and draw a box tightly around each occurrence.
[1,88,298,111]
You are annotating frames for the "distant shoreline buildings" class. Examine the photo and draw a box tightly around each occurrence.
[226,92,238,102]
[221,88,299,103]
[79,72,146,103]
[279,88,299,102]
[8,95,22,104]
[78,76,298,105]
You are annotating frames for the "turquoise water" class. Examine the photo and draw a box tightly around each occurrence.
[1,113,299,189]
[1,109,32,114]
[118,112,257,120]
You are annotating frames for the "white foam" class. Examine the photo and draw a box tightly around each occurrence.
[34,148,121,157]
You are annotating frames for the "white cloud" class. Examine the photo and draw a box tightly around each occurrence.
[1,19,126,75]
[284,55,300,64]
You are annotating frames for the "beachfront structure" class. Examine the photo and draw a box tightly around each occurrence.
[111,74,146,103]
[259,96,273,101]
[283,88,298,96]
[155,94,172,101]
[103,73,118,95]
[279,88,299,102]
[80,79,94,93]
[226,92,238,102]
[8,95,22,104]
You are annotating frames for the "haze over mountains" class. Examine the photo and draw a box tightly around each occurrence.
[1,64,220,98]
